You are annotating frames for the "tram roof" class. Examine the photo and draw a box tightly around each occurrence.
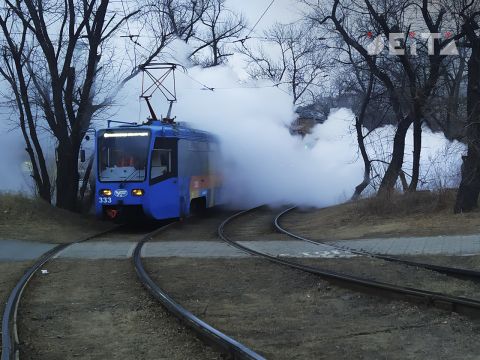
[98,120,217,142]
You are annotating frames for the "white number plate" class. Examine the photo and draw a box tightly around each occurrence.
[99,197,112,204]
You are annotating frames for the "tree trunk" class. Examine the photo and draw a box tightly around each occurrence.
[352,74,374,200]
[409,113,422,191]
[55,141,80,211]
[455,44,480,213]
[446,55,465,138]
[352,116,372,200]
[455,154,480,213]
[399,171,409,192]
[377,117,413,196]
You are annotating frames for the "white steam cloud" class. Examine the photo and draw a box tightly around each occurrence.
[0,126,32,193]
[177,70,363,206]
[114,40,464,208]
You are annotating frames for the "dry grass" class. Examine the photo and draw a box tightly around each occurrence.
[352,190,456,218]
[283,190,480,240]
[0,193,112,243]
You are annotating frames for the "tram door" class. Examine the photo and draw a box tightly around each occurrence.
[149,137,179,218]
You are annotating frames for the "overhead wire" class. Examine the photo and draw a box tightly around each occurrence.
[234,0,275,45]
[119,0,145,66]
[163,51,288,94]
[247,0,275,39]
[179,70,291,94]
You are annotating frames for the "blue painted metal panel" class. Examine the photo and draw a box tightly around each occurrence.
[143,177,180,219]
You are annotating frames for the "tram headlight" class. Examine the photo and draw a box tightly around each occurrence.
[132,189,144,197]
[99,189,112,197]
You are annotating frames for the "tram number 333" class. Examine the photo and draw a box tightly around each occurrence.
[99,197,112,204]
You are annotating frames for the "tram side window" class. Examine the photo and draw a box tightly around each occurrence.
[151,149,172,180]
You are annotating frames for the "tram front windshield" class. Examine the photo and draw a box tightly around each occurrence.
[98,131,150,182]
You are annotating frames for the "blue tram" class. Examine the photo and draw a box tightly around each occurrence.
[95,120,222,220]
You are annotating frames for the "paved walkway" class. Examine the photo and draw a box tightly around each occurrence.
[2,233,480,261]
[0,239,352,261]
[329,234,480,256]
[0,240,56,261]
[60,240,353,259]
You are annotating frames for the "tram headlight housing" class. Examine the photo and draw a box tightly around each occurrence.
[132,189,144,197]
[99,189,112,197]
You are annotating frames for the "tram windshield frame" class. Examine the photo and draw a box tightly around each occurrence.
[97,130,151,183]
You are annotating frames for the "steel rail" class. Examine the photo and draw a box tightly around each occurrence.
[1,227,118,360]
[218,208,480,318]
[275,206,480,281]
[133,224,265,360]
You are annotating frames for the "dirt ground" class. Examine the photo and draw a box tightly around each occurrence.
[0,194,112,243]
[296,256,480,299]
[0,261,33,305]
[280,191,480,240]
[224,207,290,241]
[399,254,480,272]
[17,259,220,360]
[151,208,237,242]
[144,257,480,359]
[7,200,480,359]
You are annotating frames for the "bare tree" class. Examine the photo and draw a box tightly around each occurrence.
[189,0,246,66]
[0,0,203,210]
[306,0,459,196]
[330,35,394,198]
[454,1,480,213]
[241,22,329,105]
[351,73,375,199]
[428,50,468,139]
[159,0,209,42]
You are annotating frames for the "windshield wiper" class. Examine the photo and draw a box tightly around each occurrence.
[119,169,140,187]
[118,161,147,188]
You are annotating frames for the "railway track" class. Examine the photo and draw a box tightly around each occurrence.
[2,221,263,360]
[1,227,117,360]
[218,207,480,319]
[276,206,480,281]
[133,223,265,360]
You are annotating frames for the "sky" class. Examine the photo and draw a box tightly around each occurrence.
[228,0,304,29]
